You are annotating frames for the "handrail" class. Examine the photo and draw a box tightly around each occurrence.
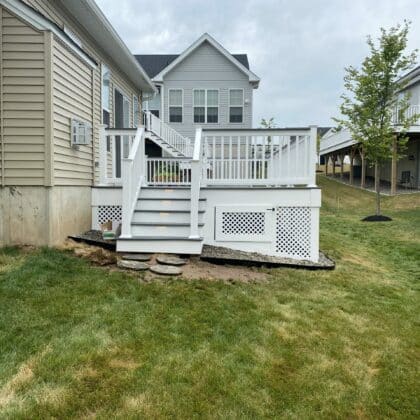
[202,127,317,186]
[145,111,193,157]
[189,128,203,238]
[120,127,145,238]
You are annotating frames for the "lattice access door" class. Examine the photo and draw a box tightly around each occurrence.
[215,205,275,242]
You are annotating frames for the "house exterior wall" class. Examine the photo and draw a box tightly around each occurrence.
[0,1,144,246]
[0,7,47,186]
[161,41,254,140]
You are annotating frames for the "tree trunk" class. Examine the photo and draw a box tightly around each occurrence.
[374,163,381,216]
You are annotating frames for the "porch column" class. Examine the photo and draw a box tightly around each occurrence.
[360,148,366,189]
[339,153,344,179]
[391,136,398,195]
[332,154,336,177]
[325,155,329,175]
[349,148,355,185]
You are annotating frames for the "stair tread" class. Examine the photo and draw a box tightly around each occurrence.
[118,236,203,241]
[134,209,205,213]
[138,197,207,201]
[131,222,204,227]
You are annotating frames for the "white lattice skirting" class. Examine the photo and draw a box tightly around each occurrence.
[92,205,122,229]
[215,205,317,261]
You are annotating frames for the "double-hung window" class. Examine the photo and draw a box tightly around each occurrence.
[169,89,183,123]
[193,89,219,123]
[229,89,244,123]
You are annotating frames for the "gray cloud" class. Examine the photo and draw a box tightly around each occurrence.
[96,0,420,127]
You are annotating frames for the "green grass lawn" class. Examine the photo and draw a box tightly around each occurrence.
[0,176,419,418]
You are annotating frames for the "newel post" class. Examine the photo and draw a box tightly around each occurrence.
[308,125,318,187]
[121,158,132,238]
[189,127,202,239]
[99,124,108,185]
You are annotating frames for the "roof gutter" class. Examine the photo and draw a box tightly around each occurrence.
[83,0,157,94]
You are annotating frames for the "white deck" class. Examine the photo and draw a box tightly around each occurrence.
[94,113,321,262]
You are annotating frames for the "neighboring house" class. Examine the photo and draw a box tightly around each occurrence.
[0,0,155,246]
[0,1,321,263]
[136,34,260,142]
[319,66,420,192]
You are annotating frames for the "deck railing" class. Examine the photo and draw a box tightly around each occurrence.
[99,126,139,185]
[392,104,420,125]
[201,127,318,186]
[121,127,146,237]
[144,111,193,157]
[146,157,192,185]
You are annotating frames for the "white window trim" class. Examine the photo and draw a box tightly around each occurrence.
[229,88,244,124]
[133,94,140,128]
[101,63,111,114]
[193,88,220,124]
[168,88,184,124]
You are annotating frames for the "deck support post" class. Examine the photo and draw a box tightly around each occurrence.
[360,148,366,189]
[391,136,398,195]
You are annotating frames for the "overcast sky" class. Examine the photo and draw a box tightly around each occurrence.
[96,0,419,128]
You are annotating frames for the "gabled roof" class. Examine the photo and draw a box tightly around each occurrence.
[141,33,260,87]
[135,54,250,79]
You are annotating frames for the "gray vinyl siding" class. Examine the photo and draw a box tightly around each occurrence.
[0,7,47,186]
[162,41,253,140]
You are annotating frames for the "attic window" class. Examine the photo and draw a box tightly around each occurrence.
[64,26,82,48]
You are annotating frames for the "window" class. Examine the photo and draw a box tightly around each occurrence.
[229,89,244,123]
[101,64,111,150]
[193,89,219,123]
[169,89,183,123]
[133,95,140,128]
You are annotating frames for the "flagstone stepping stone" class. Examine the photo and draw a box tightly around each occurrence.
[121,253,151,262]
[117,260,149,271]
[156,255,188,266]
[149,264,182,276]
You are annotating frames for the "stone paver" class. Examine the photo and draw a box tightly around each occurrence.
[156,255,188,266]
[121,254,151,262]
[117,260,149,271]
[149,264,183,276]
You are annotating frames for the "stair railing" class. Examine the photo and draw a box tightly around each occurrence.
[145,111,193,157]
[189,127,203,239]
[120,127,146,238]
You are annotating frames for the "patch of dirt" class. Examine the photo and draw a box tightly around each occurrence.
[60,239,117,266]
[171,256,268,283]
[64,240,269,283]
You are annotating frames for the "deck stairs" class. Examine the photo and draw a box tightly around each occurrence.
[144,111,193,158]
[117,186,206,255]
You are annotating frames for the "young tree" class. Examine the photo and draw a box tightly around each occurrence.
[334,22,418,218]
[260,117,276,129]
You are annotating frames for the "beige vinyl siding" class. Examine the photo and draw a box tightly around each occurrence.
[22,0,141,185]
[52,36,93,186]
[0,7,46,186]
